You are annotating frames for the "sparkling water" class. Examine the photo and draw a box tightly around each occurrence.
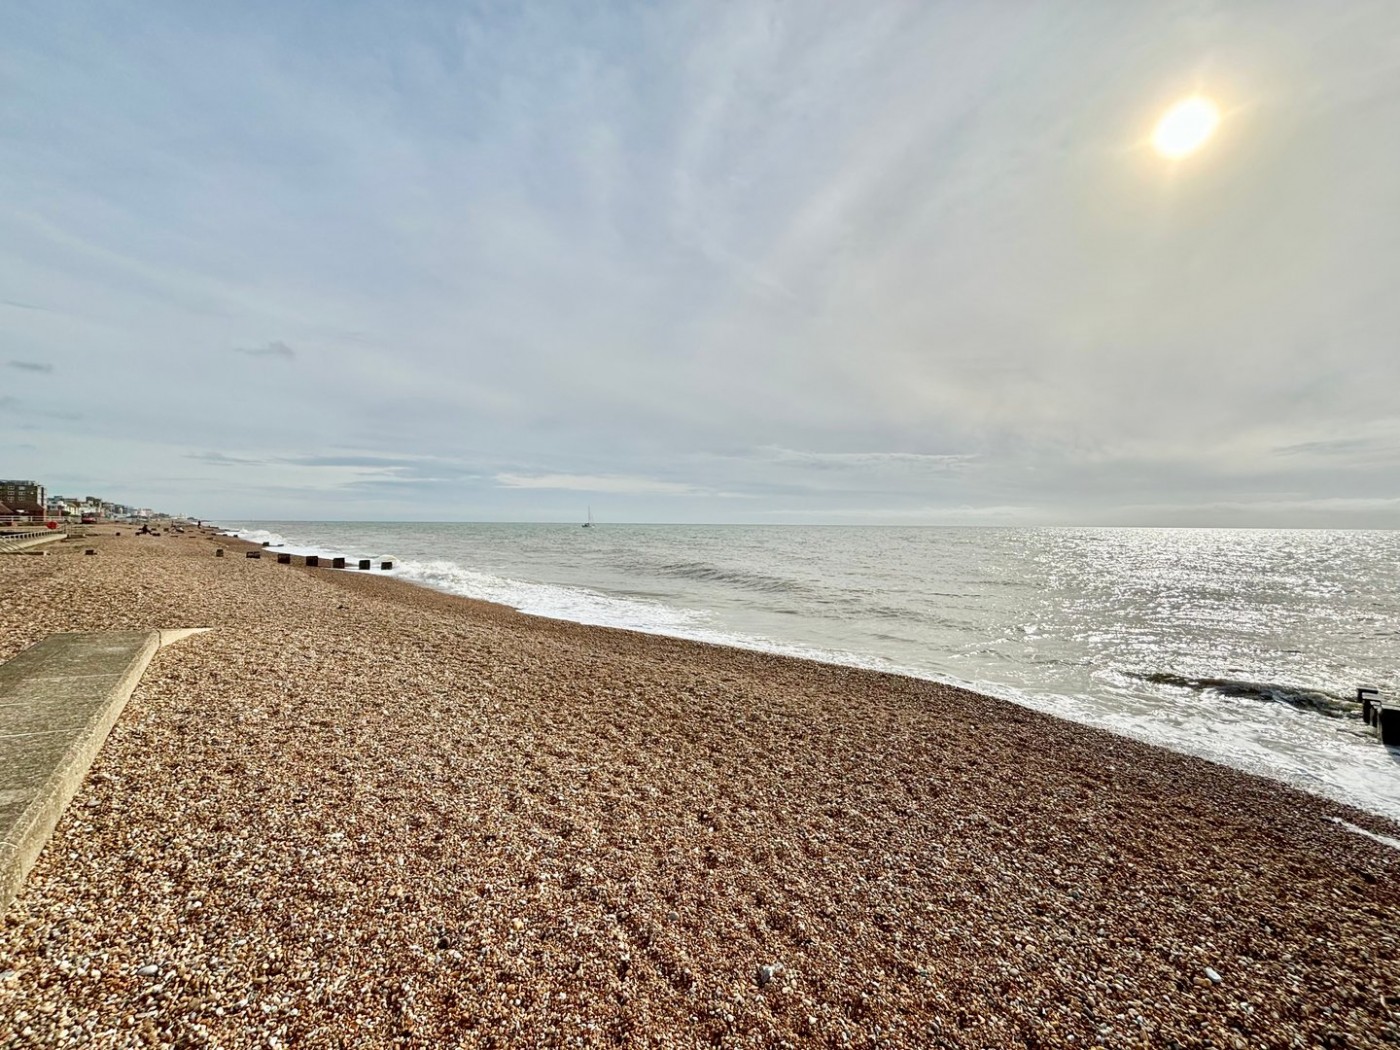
[221,522,1400,822]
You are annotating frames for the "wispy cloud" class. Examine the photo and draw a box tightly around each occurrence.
[3,4,1398,523]
[755,502,1038,523]
[1130,496,1400,515]
[760,447,977,470]
[232,341,296,360]
[186,450,262,466]
[495,472,706,495]
[280,453,445,470]
[1107,495,1400,528]
[1272,436,1397,460]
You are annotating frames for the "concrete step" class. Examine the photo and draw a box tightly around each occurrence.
[0,532,67,554]
[0,630,206,913]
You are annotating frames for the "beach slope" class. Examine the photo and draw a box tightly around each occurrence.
[1,531,1397,1048]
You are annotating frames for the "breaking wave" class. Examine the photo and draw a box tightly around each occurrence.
[1133,673,1360,718]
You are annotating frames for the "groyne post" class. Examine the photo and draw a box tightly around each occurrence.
[305,556,319,567]
[358,559,371,570]
[1382,706,1400,747]
[277,553,291,564]
[1359,687,1379,727]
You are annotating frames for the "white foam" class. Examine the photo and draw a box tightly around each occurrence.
[393,558,709,635]
[1327,817,1400,852]
[221,526,361,561]
[392,557,905,673]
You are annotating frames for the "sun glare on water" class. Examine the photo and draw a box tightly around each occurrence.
[1152,96,1221,159]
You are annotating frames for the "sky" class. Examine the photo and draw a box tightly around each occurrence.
[3,2,1399,525]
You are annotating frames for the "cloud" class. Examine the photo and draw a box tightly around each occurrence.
[1271,436,1398,461]
[186,450,262,466]
[495,472,707,495]
[1129,496,1400,516]
[3,4,1399,524]
[280,453,446,470]
[232,341,295,360]
[755,502,1039,523]
[7,360,53,373]
[759,447,977,471]
[1105,495,1400,529]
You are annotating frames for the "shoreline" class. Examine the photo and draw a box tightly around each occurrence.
[2,529,1398,1047]
[280,535,1400,841]
[218,524,1400,828]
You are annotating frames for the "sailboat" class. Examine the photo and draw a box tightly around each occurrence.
[582,506,594,528]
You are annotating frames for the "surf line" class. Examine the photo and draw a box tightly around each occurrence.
[1326,816,1400,852]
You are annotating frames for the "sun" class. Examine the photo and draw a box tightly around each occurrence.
[1152,96,1221,159]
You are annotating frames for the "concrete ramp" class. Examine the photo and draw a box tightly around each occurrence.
[0,531,67,554]
[0,630,207,912]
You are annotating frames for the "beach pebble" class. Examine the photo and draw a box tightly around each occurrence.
[0,528,1394,1049]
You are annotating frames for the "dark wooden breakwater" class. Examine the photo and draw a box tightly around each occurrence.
[215,548,393,572]
[1359,687,1399,746]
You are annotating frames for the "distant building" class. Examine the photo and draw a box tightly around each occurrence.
[0,480,46,521]
[0,480,44,506]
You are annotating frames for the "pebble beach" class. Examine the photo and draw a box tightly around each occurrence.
[1,529,1398,1048]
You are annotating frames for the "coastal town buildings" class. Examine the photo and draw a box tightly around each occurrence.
[0,480,46,521]
[1,480,153,523]
[0,480,44,509]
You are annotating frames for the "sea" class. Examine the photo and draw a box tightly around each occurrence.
[218,522,1400,825]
